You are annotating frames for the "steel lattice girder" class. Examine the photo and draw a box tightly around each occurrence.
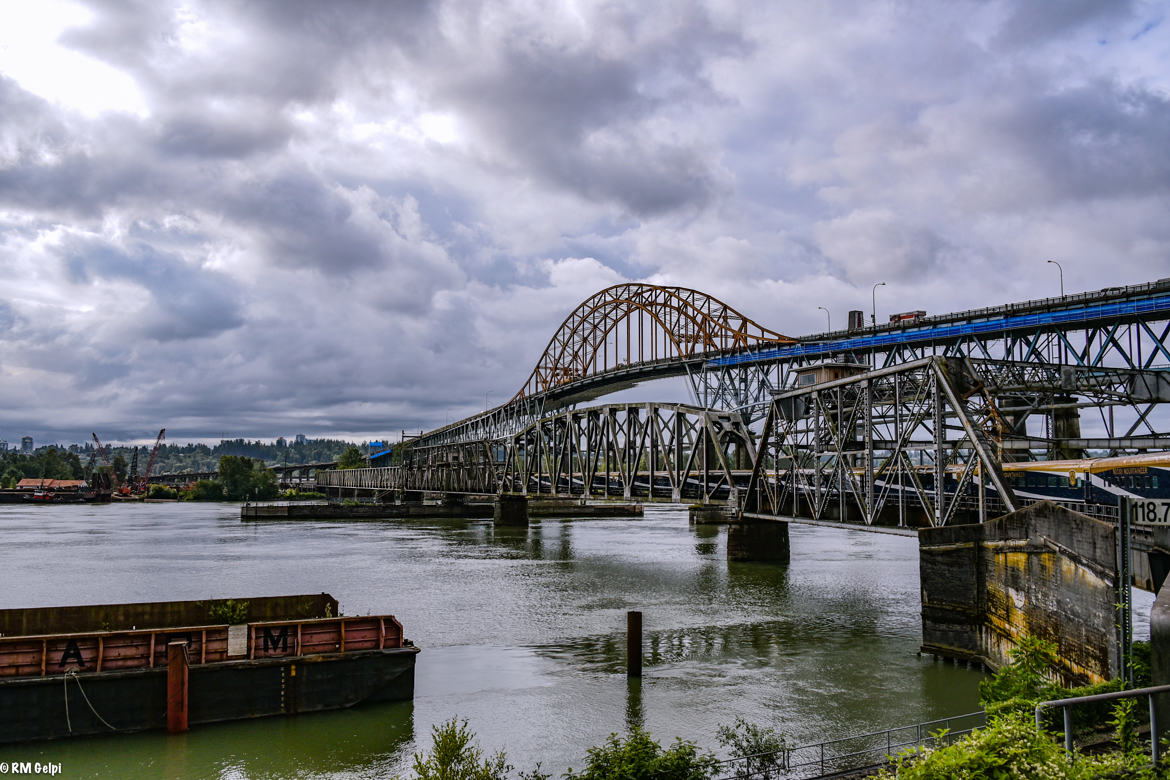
[744,357,1022,528]
[396,402,755,501]
[701,282,1170,410]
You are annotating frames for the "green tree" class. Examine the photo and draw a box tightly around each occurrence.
[338,445,365,469]
[2,466,22,488]
[40,448,67,479]
[219,455,257,500]
[217,455,279,501]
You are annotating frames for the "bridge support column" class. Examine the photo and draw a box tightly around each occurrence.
[919,501,1118,686]
[494,494,529,526]
[1152,584,1170,747]
[1052,399,1083,460]
[727,519,789,564]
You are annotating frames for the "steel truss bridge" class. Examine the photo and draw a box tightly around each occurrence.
[318,278,1170,528]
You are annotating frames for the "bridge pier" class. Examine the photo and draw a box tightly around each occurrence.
[919,501,1118,686]
[727,519,790,564]
[494,494,529,526]
[689,503,734,524]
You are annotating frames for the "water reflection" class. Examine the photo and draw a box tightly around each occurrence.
[6,700,415,780]
[625,676,645,733]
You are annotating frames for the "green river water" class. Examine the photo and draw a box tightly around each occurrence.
[0,502,990,779]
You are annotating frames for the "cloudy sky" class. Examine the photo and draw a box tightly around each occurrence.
[1,0,1169,445]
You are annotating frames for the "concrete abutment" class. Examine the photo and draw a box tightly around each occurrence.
[919,501,1118,686]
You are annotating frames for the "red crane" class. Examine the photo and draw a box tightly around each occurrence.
[136,428,166,494]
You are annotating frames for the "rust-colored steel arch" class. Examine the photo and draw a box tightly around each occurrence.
[513,284,794,400]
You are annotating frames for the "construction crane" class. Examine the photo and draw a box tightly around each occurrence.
[91,432,121,491]
[135,428,166,494]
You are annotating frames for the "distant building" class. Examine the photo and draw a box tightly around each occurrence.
[20,436,33,454]
[276,436,287,448]
[294,434,306,446]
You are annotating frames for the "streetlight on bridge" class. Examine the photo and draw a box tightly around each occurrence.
[1047,259,1065,297]
[817,306,830,332]
[871,282,886,328]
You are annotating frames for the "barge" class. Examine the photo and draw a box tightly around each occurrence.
[0,594,418,743]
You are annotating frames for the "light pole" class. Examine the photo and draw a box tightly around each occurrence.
[871,282,886,327]
[1047,260,1064,297]
[817,306,831,332]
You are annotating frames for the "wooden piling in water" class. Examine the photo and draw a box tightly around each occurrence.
[627,610,642,677]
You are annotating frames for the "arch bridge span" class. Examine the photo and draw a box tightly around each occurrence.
[514,283,793,401]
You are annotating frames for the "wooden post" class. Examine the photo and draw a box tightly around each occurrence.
[167,640,189,733]
[627,610,642,677]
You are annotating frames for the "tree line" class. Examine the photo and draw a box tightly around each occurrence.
[2,437,366,486]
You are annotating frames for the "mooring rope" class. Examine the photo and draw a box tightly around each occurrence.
[62,672,71,734]
[66,671,117,731]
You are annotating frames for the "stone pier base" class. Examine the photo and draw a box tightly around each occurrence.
[727,520,790,563]
[494,494,529,526]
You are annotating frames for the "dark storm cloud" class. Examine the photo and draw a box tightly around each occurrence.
[443,10,743,216]
[1007,82,1170,201]
[155,108,293,159]
[61,236,244,341]
[994,0,1138,48]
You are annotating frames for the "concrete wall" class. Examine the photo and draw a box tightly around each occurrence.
[920,501,1118,686]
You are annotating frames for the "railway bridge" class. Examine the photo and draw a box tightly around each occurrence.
[315,277,1170,684]
[319,278,1170,526]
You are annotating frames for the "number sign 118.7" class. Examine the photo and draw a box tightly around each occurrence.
[1130,498,1170,525]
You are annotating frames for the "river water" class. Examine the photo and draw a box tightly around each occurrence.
[1,502,988,779]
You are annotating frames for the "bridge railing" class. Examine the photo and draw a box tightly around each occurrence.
[713,710,985,779]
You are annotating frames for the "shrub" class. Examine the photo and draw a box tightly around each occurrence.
[564,727,718,780]
[715,717,787,779]
[182,479,225,501]
[205,599,249,624]
[409,719,511,780]
[875,712,1148,780]
[147,484,178,499]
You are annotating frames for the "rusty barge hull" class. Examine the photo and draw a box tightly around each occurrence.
[0,596,418,743]
[1,647,416,743]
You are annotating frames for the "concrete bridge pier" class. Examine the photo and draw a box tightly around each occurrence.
[919,501,1118,686]
[727,518,790,564]
[494,494,529,526]
[689,502,734,524]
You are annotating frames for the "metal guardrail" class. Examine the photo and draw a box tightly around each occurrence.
[1035,683,1170,765]
[714,711,985,779]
